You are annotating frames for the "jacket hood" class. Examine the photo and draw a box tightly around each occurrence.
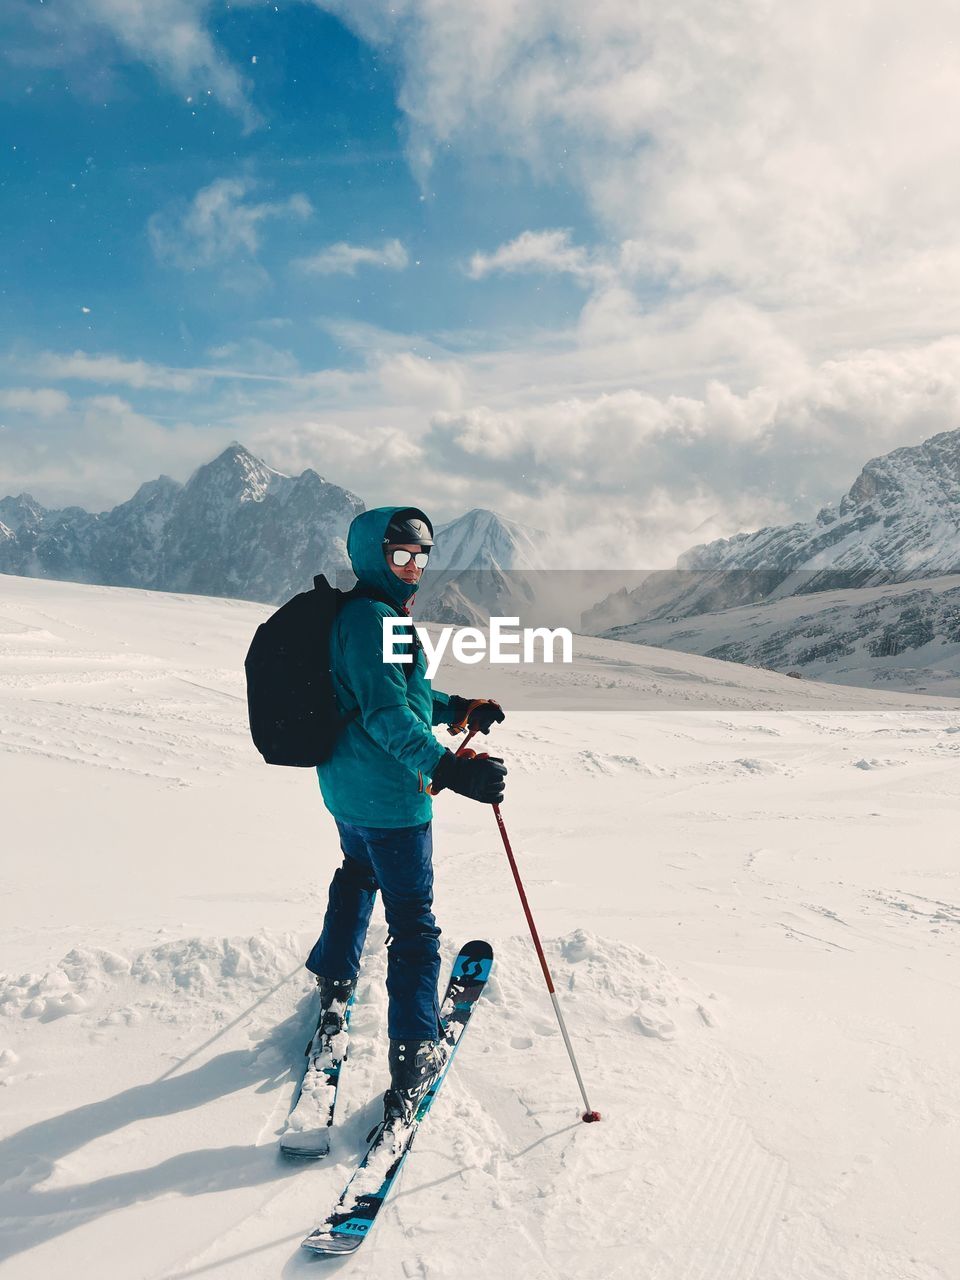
[346,505,432,607]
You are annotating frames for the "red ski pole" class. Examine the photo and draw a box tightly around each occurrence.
[490,801,601,1124]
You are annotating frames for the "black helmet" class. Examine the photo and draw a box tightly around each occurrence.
[383,507,434,547]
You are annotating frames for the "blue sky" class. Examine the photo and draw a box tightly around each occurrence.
[1,5,587,372]
[2,2,959,566]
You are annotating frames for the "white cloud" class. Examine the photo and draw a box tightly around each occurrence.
[91,0,256,125]
[376,352,464,410]
[3,0,259,128]
[417,337,960,563]
[222,330,960,567]
[149,178,312,270]
[248,418,424,480]
[254,316,295,331]
[30,352,201,392]
[23,349,312,392]
[22,0,957,340]
[0,388,71,416]
[206,339,300,377]
[468,229,605,284]
[316,1,960,331]
[296,238,409,276]
[0,393,235,512]
[8,326,960,567]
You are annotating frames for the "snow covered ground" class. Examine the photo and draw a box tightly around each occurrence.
[598,573,960,696]
[1,572,958,1279]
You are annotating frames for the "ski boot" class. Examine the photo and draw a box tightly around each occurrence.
[382,1038,449,1128]
[312,975,357,1044]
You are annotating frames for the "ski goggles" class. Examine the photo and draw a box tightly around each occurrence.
[388,548,430,568]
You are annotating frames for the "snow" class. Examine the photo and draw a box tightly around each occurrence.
[1,572,959,1278]
[430,509,549,574]
[586,427,960,646]
[280,1001,351,1155]
[602,573,960,695]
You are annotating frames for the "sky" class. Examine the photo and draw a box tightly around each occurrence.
[2,0,960,567]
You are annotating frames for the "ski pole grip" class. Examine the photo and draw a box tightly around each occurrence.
[448,698,486,735]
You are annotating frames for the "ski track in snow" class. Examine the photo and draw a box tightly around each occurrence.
[1,574,958,1279]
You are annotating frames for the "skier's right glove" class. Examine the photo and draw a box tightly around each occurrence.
[430,750,507,804]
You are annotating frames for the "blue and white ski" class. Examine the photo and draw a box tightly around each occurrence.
[279,983,356,1159]
[301,939,494,1254]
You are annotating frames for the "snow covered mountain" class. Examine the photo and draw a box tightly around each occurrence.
[0,444,363,604]
[579,428,960,691]
[415,508,553,626]
[415,507,627,630]
[584,427,960,633]
[0,453,557,614]
[603,573,960,694]
[429,508,550,574]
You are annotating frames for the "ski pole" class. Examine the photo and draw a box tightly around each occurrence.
[438,729,600,1121]
[490,801,601,1124]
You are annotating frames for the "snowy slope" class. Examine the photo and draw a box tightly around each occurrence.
[602,574,960,695]
[1,573,959,1279]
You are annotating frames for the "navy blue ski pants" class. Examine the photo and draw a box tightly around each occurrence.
[305,819,442,1042]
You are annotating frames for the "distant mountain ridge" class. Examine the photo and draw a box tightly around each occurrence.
[0,444,363,604]
[0,446,546,608]
[601,574,960,694]
[584,427,960,632]
[578,426,960,692]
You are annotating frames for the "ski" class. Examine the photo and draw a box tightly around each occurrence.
[301,939,494,1255]
[279,981,356,1159]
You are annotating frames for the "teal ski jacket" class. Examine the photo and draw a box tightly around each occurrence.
[316,506,454,828]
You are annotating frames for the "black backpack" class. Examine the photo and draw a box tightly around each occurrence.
[244,574,416,767]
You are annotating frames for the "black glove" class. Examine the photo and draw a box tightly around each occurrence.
[448,696,506,735]
[431,750,507,804]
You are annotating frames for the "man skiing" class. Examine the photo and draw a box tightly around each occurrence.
[304,506,507,1126]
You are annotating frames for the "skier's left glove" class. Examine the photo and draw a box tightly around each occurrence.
[447,696,505,735]
[430,750,507,803]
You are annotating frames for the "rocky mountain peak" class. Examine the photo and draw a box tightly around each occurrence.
[0,493,48,532]
[585,425,960,631]
[117,475,183,510]
[841,427,960,515]
[0,444,362,603]
[186,442,286,505]
[431,507,548,573]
